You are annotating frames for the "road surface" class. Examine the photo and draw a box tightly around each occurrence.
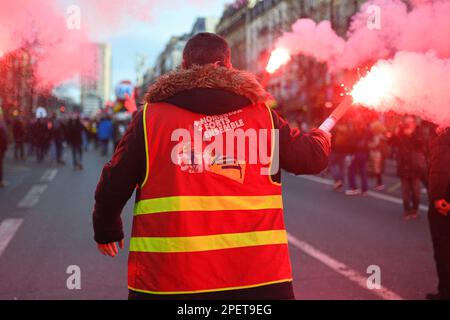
[0,148,437,300]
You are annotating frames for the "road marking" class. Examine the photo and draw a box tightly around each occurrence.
[299,175,428,212]
[299,175,334,186]
[17,185,48,208]
[0,218,24,257]
[387,182,401,193]
[10,165,29,172]
[40,169,58,182]
[287,233,404,300]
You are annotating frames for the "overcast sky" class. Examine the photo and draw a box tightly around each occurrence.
[56,0,230,101]
[102,1,229,88]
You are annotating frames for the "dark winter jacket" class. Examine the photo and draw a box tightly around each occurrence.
[428,128,450,202]
[12,118,25,143]
[65,119,84,147]
[92,65,331,298]
[391,129,426,178]
[51,119,66,143]
[347,125,372,154]
[331,124,351,154]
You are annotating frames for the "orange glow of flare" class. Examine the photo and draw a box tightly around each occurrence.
[351,65,394,108]
[266,47,291,74]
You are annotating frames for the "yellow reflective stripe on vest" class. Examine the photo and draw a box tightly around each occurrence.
[134,195,283,215]
[130,230,288,253]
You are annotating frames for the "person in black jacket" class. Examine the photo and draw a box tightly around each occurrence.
[66,115,85,170]
[345,121,372,195]
[93,33,331,300]
[12,116,26,160]
[50,114,66,165]
[390,116,426,220]
[34,118,52,163]
[426,127,450,300]
[329,122,350,191]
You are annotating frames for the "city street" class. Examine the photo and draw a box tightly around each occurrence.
[0,149,436,300]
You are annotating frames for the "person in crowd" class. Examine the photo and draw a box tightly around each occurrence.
[426,126,450,300]
[97,115,113,156]
[91,120,99,150]
[329,122,350,192]
[35,118,51,163]
[346,121,372,196]
[368,121,388,191]
[50,113,66,165]
[66,114,85,170]
[113,118,128,150]
[26,118,36,158]
[92,33,331,300]
[12,116,26,160]
[416,120,433,192]
[0,111,8,188]
[390,116,426,220]
[81,117,90,152]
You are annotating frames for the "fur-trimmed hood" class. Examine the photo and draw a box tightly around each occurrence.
[145,64,270,105]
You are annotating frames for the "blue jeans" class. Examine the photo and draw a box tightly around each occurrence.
[348,152,369,192]
[100,139,109,156]
[329,152,346,183]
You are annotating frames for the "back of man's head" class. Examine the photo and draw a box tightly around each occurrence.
[182,32,232,69]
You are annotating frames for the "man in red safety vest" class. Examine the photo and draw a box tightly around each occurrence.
[93,33,331,300]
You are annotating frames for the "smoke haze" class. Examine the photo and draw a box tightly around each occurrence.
[276,0,450,126]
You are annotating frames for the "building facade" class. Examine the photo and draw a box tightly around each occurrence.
[81,43,112,115]
[221,0,365,123]
[216,1,249,70]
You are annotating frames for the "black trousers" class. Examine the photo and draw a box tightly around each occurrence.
[401,177,421,211]
[71,145,83,167]
[14,142,24,159]
[428,207,450,299]
[128,281,295,300]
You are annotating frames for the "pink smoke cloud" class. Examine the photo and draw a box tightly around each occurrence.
[0,0,214,88]
[0,0,95,87]
[277,19,345,66]
[276,0,450,70]
[352,51,450,127]
[275,0,450,126]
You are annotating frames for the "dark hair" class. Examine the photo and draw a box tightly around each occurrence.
[182,32,231,69]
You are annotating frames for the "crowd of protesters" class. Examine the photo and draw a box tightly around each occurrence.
[283,106,449,299]
[325,108,437,220]
[0,109,126,188]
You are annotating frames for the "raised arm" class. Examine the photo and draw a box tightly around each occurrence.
[271,109,331,175]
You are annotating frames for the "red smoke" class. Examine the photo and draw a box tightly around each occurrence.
[275,0,450,127]
[0,0,95,87]
[0,0,211,88]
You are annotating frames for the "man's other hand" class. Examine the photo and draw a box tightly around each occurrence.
[435,199,450,216]
[97,240,124,257]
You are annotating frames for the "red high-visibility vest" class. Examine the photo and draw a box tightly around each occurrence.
[128,102,292,295]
